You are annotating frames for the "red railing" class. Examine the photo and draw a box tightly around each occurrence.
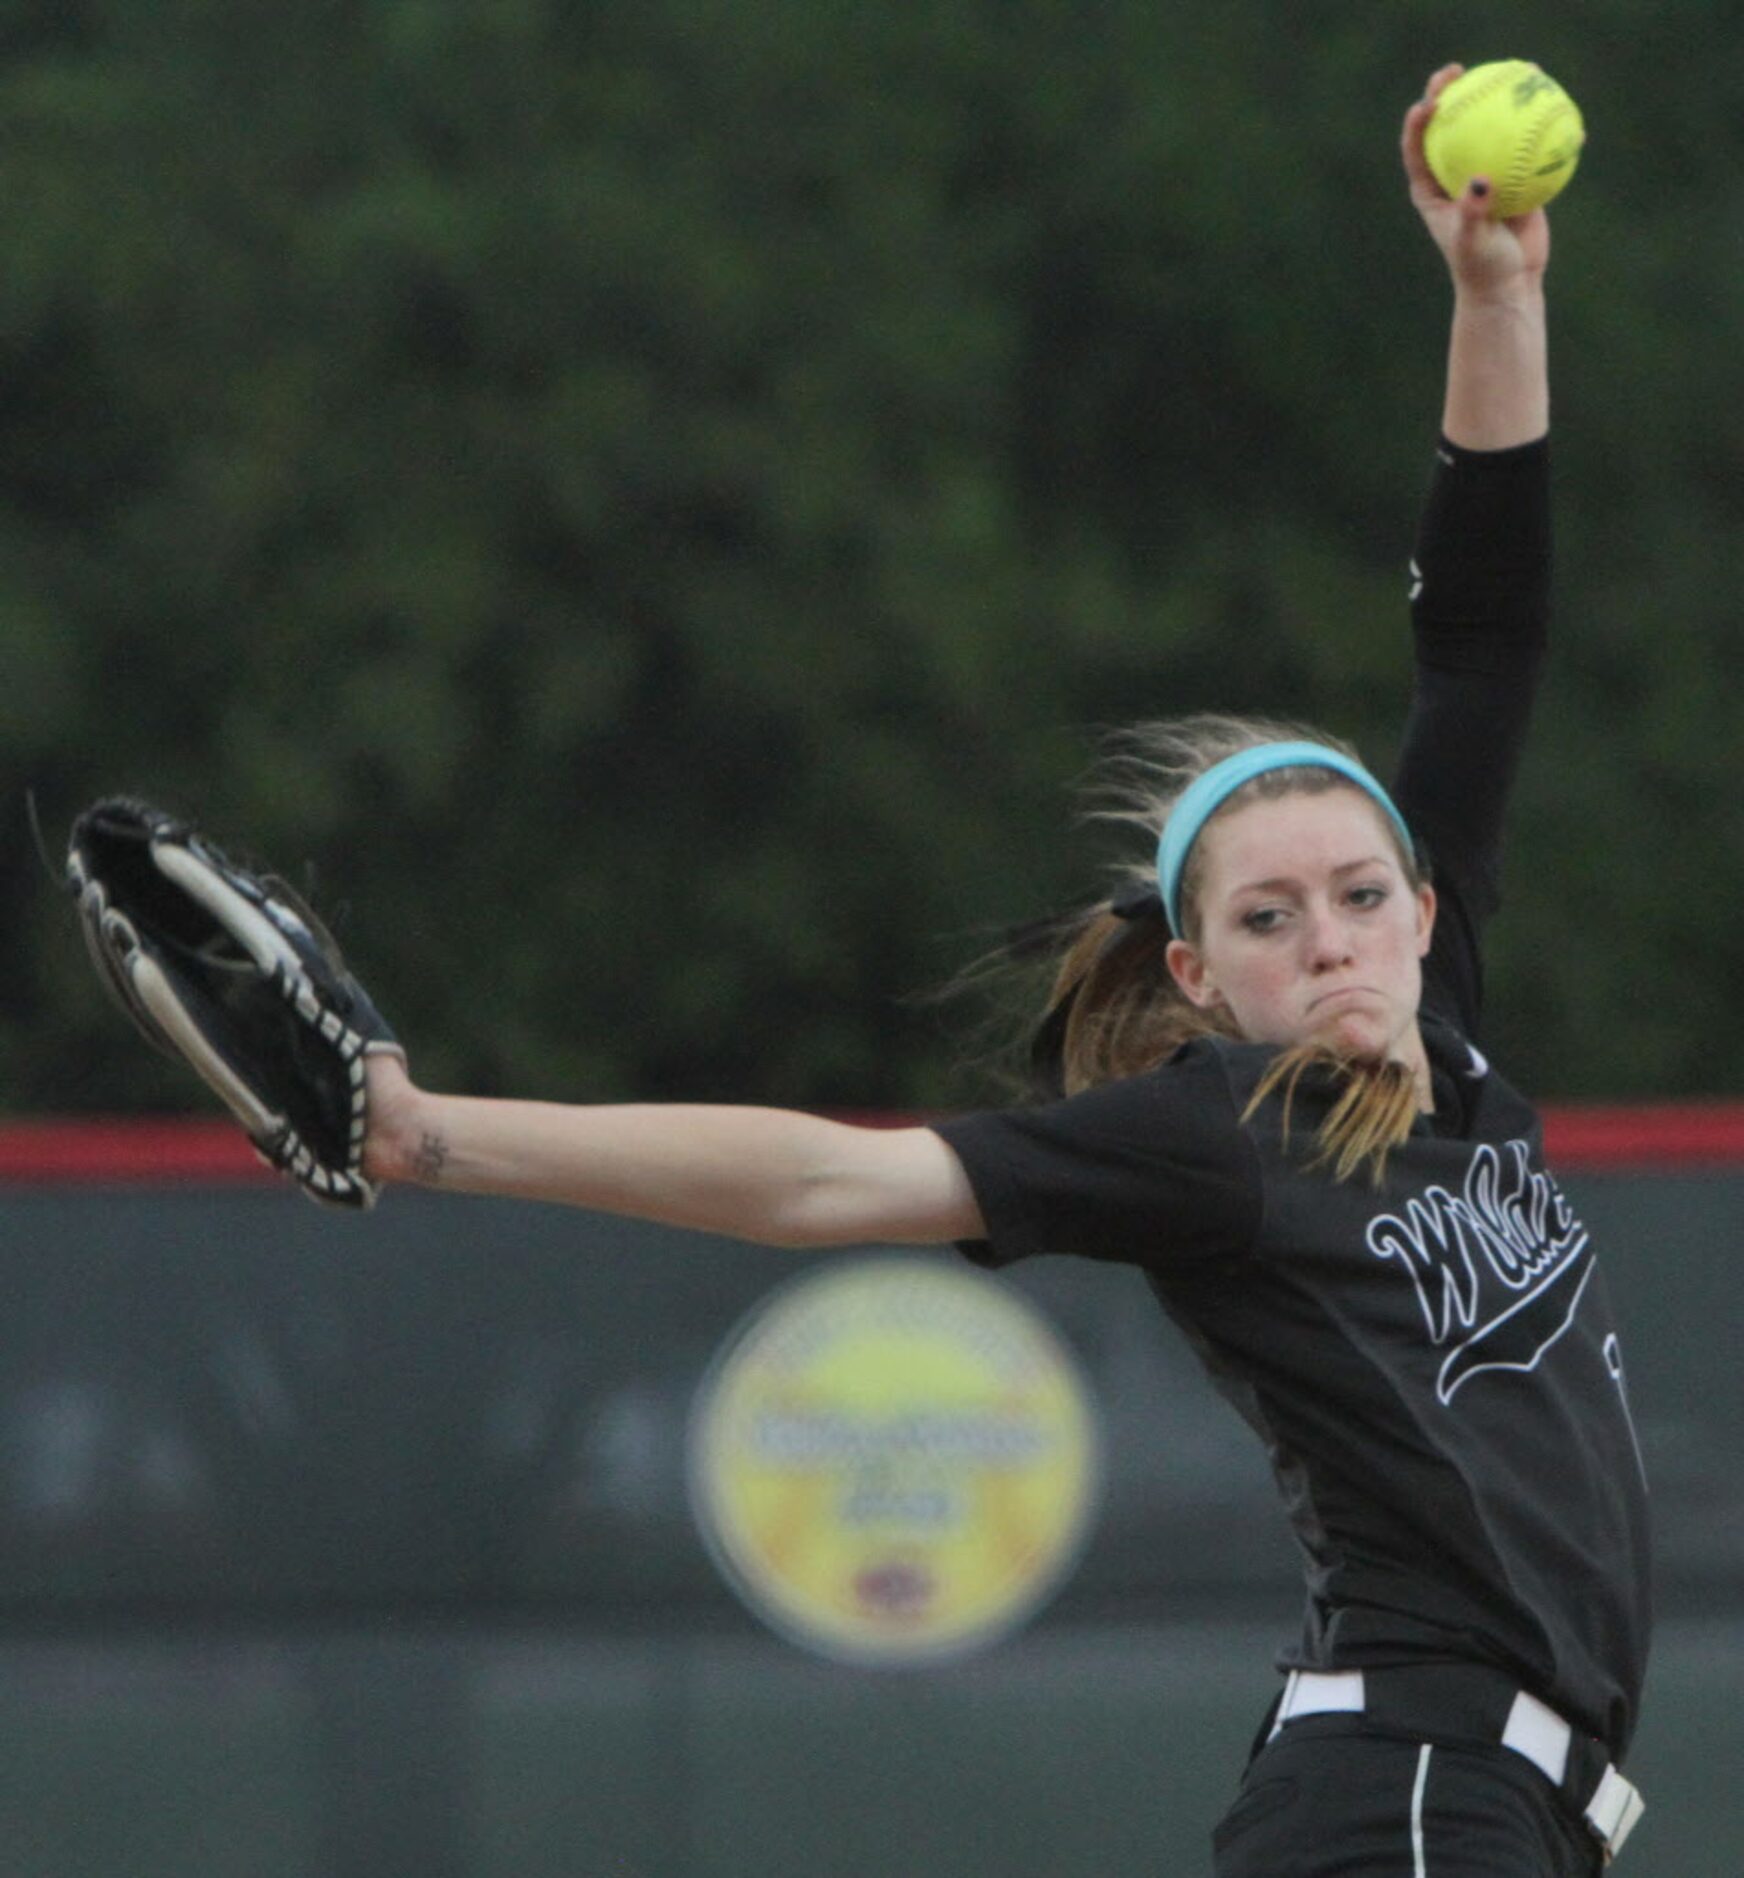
[4,1105,1744,1184]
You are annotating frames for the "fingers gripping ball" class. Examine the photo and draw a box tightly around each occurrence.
[1424,61,1585,219]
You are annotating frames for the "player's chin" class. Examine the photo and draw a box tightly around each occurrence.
[1306,1010,1394,1062]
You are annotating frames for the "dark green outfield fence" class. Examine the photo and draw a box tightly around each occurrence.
[0,1146,1739,1875]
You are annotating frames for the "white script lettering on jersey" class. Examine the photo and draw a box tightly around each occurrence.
[1364,1142,1594,1405]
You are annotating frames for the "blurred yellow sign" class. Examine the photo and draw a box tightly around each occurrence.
[688,1257,1100,1664]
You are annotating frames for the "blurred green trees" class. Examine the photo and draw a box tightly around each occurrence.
[4,0,1741,1110]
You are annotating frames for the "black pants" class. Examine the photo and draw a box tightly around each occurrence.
[1212,1715,1604,1878]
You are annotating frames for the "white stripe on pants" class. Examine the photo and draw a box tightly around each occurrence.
[1410,1743,1433,1876]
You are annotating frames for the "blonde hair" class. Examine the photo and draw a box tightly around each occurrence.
[1033,714,1425,1186]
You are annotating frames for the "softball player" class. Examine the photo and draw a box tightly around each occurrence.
[361,67,1648,1873]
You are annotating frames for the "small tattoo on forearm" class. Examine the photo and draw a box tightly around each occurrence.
[413,1132,450,1184]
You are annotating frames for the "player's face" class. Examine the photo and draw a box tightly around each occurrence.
[1165,788,1436,1091]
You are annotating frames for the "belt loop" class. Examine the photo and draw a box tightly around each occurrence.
[1272,1668,1364,1735]
[1501,1690,1571,1787]
[1584,1766,1646,1861]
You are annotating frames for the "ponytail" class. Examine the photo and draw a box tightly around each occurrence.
[1039,898,1229,1096]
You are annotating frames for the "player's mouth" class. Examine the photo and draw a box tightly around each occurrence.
[1308,985,1381,1013]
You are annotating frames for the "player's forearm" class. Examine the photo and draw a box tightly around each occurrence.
[374,1089,878,1246]
[1442,283,1548,451]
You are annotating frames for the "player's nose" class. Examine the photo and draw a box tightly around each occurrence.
[1304,899,1356,971]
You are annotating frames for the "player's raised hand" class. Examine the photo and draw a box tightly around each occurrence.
[1403,65,1550,297]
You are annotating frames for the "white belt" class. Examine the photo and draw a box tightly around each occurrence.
[1270,1669,1646,1861]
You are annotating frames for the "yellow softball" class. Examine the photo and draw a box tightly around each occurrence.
[1424,61,1586,219]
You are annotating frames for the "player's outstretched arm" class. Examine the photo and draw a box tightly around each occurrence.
[360,1054,986,1249]
[1403,64,1549,450]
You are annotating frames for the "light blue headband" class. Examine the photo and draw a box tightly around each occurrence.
[1156,741,1413,935]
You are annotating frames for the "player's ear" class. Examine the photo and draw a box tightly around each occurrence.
[1167,937,1222,1010]
[1414,881,1436,957]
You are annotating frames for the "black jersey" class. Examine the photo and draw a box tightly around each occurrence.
[932,437,1652,1760]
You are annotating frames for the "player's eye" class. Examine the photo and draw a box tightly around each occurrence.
[1347,883,1390,911]
[1241,906,1288,935]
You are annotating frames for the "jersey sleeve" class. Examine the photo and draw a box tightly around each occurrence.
[929,1044,1263,1272]
[1394,434,1551,1037]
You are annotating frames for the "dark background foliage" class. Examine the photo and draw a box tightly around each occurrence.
[6,1,1742,1111]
